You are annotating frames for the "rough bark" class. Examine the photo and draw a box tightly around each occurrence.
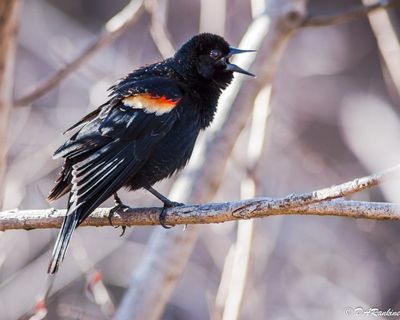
[1,199,399,232]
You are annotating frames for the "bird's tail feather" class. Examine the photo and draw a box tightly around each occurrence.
[47,212,79,274]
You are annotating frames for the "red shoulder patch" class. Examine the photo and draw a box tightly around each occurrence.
[123,93,181,115]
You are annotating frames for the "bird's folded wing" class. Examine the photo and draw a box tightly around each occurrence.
[64,77,183,134]
[49,78,184,223]
[67,105,178,224]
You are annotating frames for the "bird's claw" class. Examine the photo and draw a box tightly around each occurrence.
[108,202,130,236]
[119,226,127,237]
[159,201,184,229]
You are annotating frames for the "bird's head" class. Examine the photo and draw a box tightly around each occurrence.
[173,33,255,88]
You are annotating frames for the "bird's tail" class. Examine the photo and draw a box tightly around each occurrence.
[47,212,79,274]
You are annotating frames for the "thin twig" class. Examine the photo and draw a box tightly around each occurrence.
[303,0,400,27]
[13,0,145,107]
[275,163,400,209]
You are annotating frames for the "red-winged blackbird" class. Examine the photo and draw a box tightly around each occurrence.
[47,33,254,274]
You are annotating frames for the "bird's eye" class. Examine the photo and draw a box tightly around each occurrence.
[210,49,222,60]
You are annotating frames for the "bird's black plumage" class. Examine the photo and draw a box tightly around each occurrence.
[47,33,254,274]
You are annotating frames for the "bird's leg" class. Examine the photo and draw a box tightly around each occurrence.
[145,186,184,229]
[108,193,130,236]
[145,186,183,207]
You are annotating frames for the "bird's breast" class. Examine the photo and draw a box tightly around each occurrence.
[126,111,201,190]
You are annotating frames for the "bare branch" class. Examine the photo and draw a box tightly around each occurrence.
[303,0,400,27]
[13,0,145,107]
[14,0,397,108]
[199,0,226,35]
[216,86,272,320]
[0,0,22,207]
[1,199,399,232]
[145,0,175,59]
[274,164,400,209]
[2,164,399,231]
[220,220,254,320]
[361,0,400,98]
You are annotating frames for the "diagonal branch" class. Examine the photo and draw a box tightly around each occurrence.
[145,0,175,59]
[361,0,400,98]
[2,164,399,231]
[302,0,400,27]
[13,0,145,107]
[272,163,400,209]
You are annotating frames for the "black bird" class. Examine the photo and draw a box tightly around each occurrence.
[47,33,254,274]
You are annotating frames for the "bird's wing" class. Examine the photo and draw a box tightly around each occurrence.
[48,77,183,216]
[63,75,183,134]
[47,77,183,274]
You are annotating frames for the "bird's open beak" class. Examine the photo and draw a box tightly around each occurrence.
[229,47,256,55]
[225,46,256,77]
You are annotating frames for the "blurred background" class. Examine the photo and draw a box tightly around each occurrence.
[1,0,400,319]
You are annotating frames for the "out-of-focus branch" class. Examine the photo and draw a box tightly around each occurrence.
[14,0,145,107]
[302,0,400,27]
[0,0,22,208]
[218,220,254,320]
[215,86,272,320]
[361,0,400,98]
[114,2,307,319]
[72,236,116,318]
[113,2,306,319]
[199,0,226,35]
[14,0,398,108]
[145,0,175,59]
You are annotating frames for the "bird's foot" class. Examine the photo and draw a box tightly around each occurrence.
[144,186,185,229]
[109,194,130,236]
[159,200,184,229]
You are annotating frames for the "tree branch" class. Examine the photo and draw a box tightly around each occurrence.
[145,0,175,59]
[303,0,400,27]
[1,199,399,232]
[0,0,22,207]
[14,0,399,108]
[361,0,400,99]
[13,0,145,107]
[2,164,399,231]
[273,163,400,209]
